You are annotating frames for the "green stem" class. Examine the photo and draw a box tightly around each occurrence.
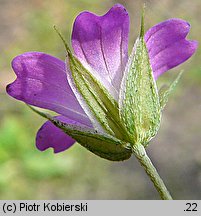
[132,144,173,200]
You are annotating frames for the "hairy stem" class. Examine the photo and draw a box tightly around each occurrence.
[132,144,173,200]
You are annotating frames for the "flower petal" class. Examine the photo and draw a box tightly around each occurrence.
[72,4,129,99]
[7,52,91,125]
[36,116,77,153]
[145,19,198,79]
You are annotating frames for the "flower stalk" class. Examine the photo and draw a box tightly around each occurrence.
[132,144,173,200]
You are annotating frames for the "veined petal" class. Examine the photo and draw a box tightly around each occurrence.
[36,116,76,153]
[7,52,91,125]
[72,4,129,99]
[145,19,198,79]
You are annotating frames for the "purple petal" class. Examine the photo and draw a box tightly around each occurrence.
[145,19,198,79]
[7,52,91,125]
[72,4,129,99]
[36,116,77,153]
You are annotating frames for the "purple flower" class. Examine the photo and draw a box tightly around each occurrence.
[7,4,197,154]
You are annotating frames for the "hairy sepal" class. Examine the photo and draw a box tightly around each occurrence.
[66,48,129,141]
[159,71,183,110]
[119,18,161,146]
[28,106,132,161]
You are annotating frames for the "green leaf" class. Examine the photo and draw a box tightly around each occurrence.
[159,71,183,110]
[28,106,132,161]
[119,14,161,146]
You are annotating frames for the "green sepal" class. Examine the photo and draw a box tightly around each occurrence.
[53,26,129,141]
[119,12,161,146]
[28,105,132,161]
[159,71,183,110]
[67,52,126,139]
